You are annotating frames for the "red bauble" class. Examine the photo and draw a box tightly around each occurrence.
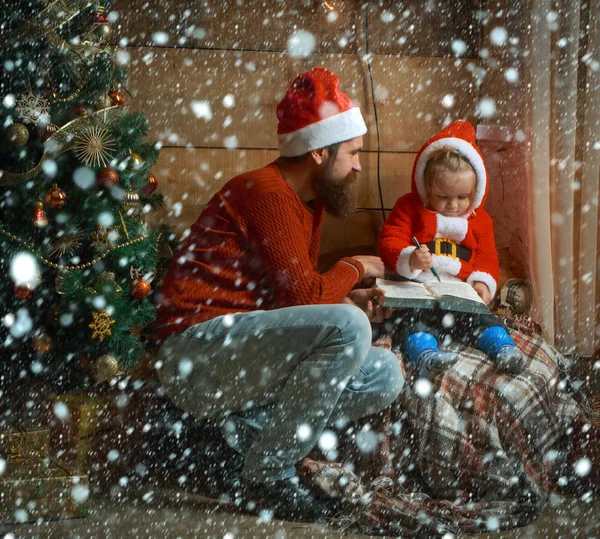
[92,12,109,23]
[108,89,125,106]
[131,279,152,300]
[142,173,158,195]
[45,184,67,209]
[14,283,33,300]
[97,167,120,188]
[70,103,90,118]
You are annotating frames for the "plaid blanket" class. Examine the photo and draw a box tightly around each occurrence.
[298,323,584,535]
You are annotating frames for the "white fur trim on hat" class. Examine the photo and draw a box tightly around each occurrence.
[396,246,422,279]
[435,214,468,242]
[278,107,367,157]
[414,137,487,211]
[466,271,497,299]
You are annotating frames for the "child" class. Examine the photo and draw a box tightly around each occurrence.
[379,120,523,379]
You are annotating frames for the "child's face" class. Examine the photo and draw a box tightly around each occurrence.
[428,168,476,217]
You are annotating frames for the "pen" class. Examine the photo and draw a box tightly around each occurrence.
[412,236,442,282]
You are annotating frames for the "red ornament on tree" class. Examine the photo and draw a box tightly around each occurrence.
[108,89,125,106]
[47,88,59,102]
[97,167,120,188]
[142,173,158,195]
[70,103,90,118]
[45,184,67,209]
[13,283,33,300]
[92,12,109,24]
[33,201,48,227]
[131,278,152,300]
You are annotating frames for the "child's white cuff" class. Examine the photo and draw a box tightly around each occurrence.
[396,246,422,280]
[467,271,497,299]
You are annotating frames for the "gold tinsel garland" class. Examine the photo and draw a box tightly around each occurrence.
[49,71,90,105]
[0,227,159,272]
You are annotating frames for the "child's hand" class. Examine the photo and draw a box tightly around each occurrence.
[409,245,433,271]
[472,282,491,304]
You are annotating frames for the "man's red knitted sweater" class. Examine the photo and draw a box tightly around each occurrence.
[153,162,365,341]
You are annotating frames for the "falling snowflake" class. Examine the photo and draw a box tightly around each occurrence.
[73,127,116,167]
[15,91,50,125]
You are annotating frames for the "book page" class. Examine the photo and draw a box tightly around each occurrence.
[375,279,435,300]
[424,280,485,304]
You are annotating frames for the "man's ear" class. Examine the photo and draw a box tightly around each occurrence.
[311,147,327,165]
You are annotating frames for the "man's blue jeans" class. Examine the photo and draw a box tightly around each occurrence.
[156,304,404,483]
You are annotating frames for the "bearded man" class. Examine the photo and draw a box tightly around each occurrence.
[153,67,404,520]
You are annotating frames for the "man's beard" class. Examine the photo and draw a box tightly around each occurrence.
[314,169,357,218]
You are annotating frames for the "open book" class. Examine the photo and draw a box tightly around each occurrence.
[375,278,490,315]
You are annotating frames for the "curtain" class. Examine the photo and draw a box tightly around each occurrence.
[527,0,600,355]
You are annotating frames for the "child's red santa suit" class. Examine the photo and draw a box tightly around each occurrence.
[379,120,499,298]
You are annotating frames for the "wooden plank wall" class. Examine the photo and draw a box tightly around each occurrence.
[110,0,484,254]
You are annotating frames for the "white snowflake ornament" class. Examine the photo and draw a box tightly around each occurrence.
[15,91,51,126]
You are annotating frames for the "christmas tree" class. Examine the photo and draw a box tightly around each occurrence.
[0,1,172,389]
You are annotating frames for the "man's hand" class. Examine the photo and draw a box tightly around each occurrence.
[472,281,491,304]
[342,287,394,323]
[409,245,433,271]
[350,255,386,280]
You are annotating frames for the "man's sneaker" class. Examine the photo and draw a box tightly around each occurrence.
[239,475,339,522]
[495,345,524,374]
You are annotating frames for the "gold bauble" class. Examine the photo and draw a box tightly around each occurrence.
[95,354,123,384]
[130,153,143,169]
[6,123,29,146]
[32,331,54,354]
[97,23,111,38]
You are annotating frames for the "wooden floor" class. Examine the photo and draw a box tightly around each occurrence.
[4,357,598,538]
[4,489,599,538]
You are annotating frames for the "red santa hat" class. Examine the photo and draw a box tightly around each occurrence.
[412,120,488,211]
[276,67,367,157]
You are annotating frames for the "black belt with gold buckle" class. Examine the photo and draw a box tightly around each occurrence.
[425,239,471,261]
